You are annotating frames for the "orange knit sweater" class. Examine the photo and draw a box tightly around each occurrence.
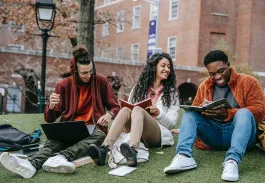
[193,67,265,150]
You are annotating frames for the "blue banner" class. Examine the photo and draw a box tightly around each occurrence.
[147,19,156,58]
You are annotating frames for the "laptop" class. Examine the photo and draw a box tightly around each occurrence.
[41,121,95,141]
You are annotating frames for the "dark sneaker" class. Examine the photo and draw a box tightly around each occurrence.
[88,144,109,166]
[120,143,138,167]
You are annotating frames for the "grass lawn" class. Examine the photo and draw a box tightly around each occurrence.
[0,111,265,183]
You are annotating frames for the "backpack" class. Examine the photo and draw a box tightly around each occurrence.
[257,120,265,152]
[0,124,40,151]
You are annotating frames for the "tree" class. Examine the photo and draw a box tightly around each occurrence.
[0,0,78,50]
[0,0,130,52]
[107,76,122,99]
[0,0,131,112]
[200,40,259,81]
[78,0,94,57]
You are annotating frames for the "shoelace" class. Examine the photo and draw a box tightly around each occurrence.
[222,160,237,173]
[174,154,185,161]
[131,145,138,153]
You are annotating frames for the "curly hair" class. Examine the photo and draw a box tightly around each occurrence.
[130,52,178,108]
[204,50,228,66]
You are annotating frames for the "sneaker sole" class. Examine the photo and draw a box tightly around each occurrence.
[120,143,137,167]
[0,153,35,178]
[164,164,197,174]
[221,175,239,182]
[42,164,75,174]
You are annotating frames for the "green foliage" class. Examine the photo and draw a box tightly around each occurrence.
[200,40,259,82]
[214,40,259,79]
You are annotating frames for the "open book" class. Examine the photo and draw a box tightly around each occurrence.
[180,98,232,112]
[119,98,152,112]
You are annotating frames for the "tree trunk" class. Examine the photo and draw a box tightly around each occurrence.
[78,0,95,58]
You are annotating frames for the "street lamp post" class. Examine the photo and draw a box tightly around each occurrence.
[35,0,56,112]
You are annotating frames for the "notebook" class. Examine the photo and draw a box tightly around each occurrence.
[41,121,94,141]
[108,166,137,176]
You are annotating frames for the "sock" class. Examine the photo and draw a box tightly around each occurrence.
[179,153,191,158]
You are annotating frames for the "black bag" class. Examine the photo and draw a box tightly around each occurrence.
[0,124,40,151]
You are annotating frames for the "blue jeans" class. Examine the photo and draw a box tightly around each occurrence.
[176,108,257,164]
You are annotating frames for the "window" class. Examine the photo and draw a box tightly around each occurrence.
[150,4,158,20]
[167,36,177,60]
[131,44,139,61]
[116,47,124,59]
[212,0,228,15]
[132,6,141,29]
[169,0,179,20]
[117,11,125,33]
[102,23,109,36]
[210,32,226,50]
[6,87,22,113]
[104,0,110,5]
[102,49,109,58]
[8,21,25,32]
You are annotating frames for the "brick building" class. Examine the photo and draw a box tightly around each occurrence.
[0,0,265,113]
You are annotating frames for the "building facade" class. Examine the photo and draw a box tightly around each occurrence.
[0,0,265,113]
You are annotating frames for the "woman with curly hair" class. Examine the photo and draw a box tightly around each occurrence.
[88,52,180,167]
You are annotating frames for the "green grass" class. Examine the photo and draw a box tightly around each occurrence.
[0,112,264,183]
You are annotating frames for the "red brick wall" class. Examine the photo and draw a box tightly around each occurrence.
[249,0,265,71]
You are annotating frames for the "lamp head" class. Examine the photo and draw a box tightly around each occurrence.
[36,0,56,22]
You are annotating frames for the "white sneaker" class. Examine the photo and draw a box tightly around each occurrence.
[0,152,36,178]
[221,159,239,182]
[42,155,75,173]
[164,154,197,174]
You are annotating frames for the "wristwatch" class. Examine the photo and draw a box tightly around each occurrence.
[107,111,114,119]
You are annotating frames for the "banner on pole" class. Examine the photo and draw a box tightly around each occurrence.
[147,19,156,58]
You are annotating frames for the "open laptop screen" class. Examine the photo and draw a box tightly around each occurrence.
[41,121,94,141]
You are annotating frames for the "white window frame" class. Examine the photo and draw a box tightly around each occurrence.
[150,3,158,20]
[8,21,25,33]
[169,0,179,20]
[131,43,139,61]
[116,47,123,58]
[167,36,177,61]
[104,0,110,5]
[132,5,141,29]
[117,10,125,33]
[6,87,22,113]
[102,22,109,37]
[102,49,109,58]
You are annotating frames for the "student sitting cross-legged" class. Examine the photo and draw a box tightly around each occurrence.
[0,46,120,178]
[88,52,180,167]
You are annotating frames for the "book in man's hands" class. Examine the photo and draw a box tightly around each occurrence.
[180,98,232,112]
[119,98,152,112]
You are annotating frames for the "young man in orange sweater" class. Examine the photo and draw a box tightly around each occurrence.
[164,50,265,182]
[0,47,120,178]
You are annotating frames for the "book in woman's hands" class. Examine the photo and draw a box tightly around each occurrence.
[119,98,152,112]
[180,98,232,112]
